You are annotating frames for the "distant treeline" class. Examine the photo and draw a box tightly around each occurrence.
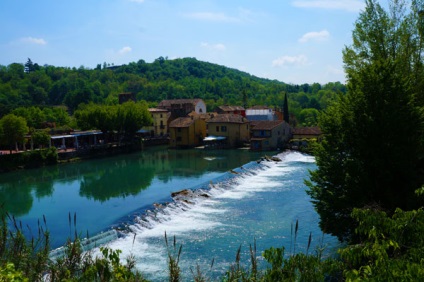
[0,57,346,126]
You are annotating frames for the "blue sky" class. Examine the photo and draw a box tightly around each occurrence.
[0,0,366,84]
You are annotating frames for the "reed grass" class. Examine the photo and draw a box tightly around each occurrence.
[165,231,182,282]
[0,207,146,281]
[1,209,337,281]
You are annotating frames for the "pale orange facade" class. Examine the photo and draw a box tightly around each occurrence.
[146,108,169,137]
[206,114,250,147]
[169,117,206,148]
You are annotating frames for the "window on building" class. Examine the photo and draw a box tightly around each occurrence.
[260,130,265,136]
[177,128,181,133]
[177,137,182,142]
[160,114,163,118]
[216,126,220,132]
[221,126,227,132]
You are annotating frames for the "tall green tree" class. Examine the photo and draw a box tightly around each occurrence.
[307,0,424,242]
[116,101,152,140]
[0,114,29,152]
[24,58,34,73]
[283,92,289,123]
[74,103,117,135]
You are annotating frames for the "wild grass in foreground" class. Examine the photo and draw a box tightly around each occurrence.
[2,208,424,281]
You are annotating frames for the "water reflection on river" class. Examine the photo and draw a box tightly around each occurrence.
[0,146,265,247]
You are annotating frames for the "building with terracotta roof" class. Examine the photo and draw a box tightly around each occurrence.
[169,116,206,148]
[157,99,206,118]
[250,120,291,150]
[215,105,246,117]
[292,126,322,140]
[206,114,250,148]
[118,93,136,104]
[146,108,170,137]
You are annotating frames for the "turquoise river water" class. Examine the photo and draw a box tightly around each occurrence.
[0,147,339,281]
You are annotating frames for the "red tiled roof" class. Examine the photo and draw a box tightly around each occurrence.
[158,99,203,108]
[250,120,284,131]
[188,112,217,121]
[208,114,248,124]
[217,105,245,112]
[169,117,196,128]
[292,126,322,135]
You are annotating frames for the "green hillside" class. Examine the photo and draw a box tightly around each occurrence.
[0,57,345,126]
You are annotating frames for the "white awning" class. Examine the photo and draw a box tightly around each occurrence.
[203,136,226,141]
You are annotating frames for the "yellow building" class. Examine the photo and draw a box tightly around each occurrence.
[146,108,170,137]
[206,114,250,148]
[169,116,206,148]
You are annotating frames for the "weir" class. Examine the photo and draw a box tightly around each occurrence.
[128,160,269,233]
[49,158,273,259]
[46,150,338,281]
[49,229,119,260]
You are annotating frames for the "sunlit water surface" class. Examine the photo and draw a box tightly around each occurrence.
[0,147,338,281]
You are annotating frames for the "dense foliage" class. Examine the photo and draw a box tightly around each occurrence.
[0,57,345,128]
[307,0,424,242]
[0,148,58,172]
[0,114,29,152]
[74,101,152,141]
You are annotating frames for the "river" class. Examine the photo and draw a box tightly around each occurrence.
[0,147,338,281]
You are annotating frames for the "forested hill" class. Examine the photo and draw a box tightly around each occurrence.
[0,57,346,126]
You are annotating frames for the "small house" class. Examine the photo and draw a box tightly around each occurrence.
[158,99,207,118]
[118,93,136,104]
[206,114,250,148]
[250,120,291,151]
[215,105,246,117]
[146,108,170,137]
[245,106,276,121]
[169,116,206,148]
[292,126,322,140]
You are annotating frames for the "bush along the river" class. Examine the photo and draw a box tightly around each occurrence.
[0,147,58,172]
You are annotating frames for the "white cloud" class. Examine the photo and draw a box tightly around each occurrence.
[118,46,132,54]
[185,12,239,22]
[299,30,330,43]
[200,42,226,51]
[21,37,47,45]
[292,0,364,12]
[272,55,308,67]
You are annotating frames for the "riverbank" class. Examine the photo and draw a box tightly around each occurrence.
[0,140,165,172]
[0,147,58,172]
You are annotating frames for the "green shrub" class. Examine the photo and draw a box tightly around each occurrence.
[0,148,57,171]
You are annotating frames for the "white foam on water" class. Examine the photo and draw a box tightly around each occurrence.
[88,151,315,280]
[277,150,315,163]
